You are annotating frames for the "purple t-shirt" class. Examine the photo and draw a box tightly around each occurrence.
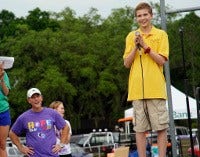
[11,107,66,157]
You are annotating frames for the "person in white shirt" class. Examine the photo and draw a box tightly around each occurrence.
[49,101,72,157]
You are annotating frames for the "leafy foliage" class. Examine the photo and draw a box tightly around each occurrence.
[167,12,200,93]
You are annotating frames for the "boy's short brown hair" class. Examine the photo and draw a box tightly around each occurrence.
[134,2,153,16]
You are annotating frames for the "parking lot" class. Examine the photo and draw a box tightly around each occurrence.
[6,127,198,157]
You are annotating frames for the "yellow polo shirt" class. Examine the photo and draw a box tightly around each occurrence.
[123,26,169,101]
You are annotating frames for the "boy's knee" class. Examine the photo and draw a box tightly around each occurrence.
[0,141,6,150]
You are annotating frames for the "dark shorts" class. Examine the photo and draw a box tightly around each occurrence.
[0,110,11,126]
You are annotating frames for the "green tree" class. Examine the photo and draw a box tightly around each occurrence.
[0,10,17,39]
[168,12,200,96]
[26,8,60,31]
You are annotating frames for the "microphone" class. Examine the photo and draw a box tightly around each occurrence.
[135,31,141,51]
[135,31,142,55]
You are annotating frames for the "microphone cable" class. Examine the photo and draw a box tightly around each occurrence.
[138,49,154,155]
[138,49,152,131]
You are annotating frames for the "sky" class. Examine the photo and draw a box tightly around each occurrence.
[0,0,200,18]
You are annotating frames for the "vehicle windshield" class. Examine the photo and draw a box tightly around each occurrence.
[78,136,89,145]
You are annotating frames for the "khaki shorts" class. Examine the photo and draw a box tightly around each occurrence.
[132,99,169,132]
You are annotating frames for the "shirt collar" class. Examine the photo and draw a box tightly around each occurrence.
[137,25,156,36]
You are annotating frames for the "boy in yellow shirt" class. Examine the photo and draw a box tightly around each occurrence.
[123,2,169,157]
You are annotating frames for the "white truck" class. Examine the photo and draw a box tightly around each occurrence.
[75,130,117,154]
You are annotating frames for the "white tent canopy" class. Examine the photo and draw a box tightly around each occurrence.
[125,85,197,120]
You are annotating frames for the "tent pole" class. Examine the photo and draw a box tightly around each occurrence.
[196,87,200,150]
[179,27,195,157]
